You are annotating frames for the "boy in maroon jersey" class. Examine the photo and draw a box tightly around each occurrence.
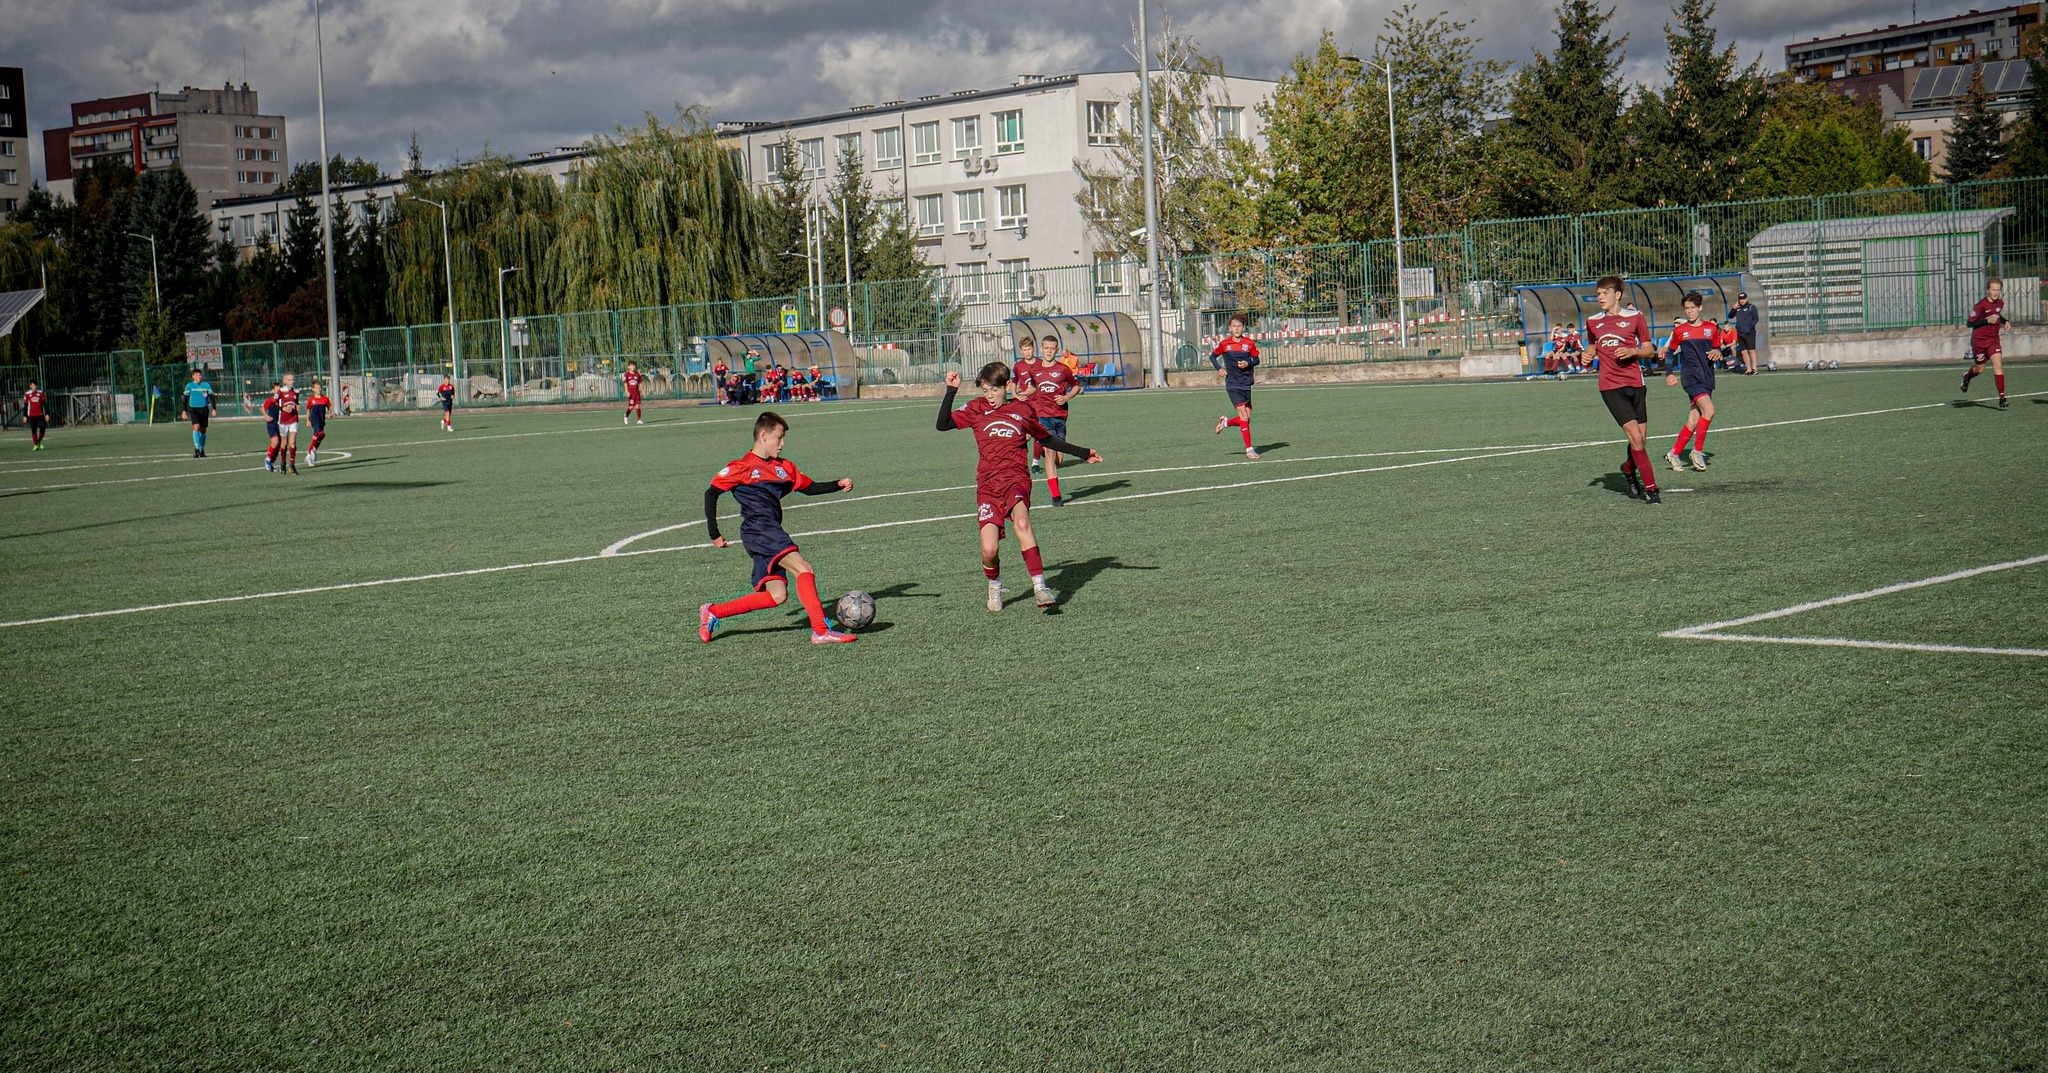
[622,361,645,424]
[1024,333,1084,505]
[696,411,858,645]
[274,372,303,475]
[1961,277,2010,408]
[1586,276,1661,504]
[1210,315,1261,458]
[1661,292,1719,472]
[939,363,1102,611]
[1013,336,1044,470]
[21,381,47,450]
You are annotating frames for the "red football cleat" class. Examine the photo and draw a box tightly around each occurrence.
[810,628,858,644]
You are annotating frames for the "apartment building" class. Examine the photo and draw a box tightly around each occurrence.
[42,83,288,206]
[1787,4,2042,116]
[0,67,26,218]
[1895,58,2035,170]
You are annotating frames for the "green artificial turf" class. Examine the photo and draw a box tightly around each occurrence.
[2,364,2044,1071]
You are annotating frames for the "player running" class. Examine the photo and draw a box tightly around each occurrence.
[260,380,282,471]
[437,374,455,431]
[1021,333,1083,506]
[938,364,1102,612]
[623,361,644,424]
[22,381,47,450]
[275,373,303,475]
[696,411,858,645]
[181,368,213,457]
[1661,292,1719,473]
[1211,314,1261,459]
[305,380,332,466]
[1587,276,1661,504]
[1961,277,2010,409]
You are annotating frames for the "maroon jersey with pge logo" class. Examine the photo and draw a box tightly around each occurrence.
[947,397,1051,491]
[1586,309,1652,390]
[1021,359,1078,418]
[275,386,301,422]
[624,370,643,398]
[1970,297,2005,354]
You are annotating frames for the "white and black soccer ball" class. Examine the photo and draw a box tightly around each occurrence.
[1804,361,1816,370]
[835,590,875,631]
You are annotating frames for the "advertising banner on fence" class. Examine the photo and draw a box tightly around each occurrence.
[185,330,224,368]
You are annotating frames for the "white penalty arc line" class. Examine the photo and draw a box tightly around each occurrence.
[1661,553,2048,657]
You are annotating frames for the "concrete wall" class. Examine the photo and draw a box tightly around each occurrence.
[1769,325,2048,366]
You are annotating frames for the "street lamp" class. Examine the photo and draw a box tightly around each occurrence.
[1342,53,1410,349]
[125,231,159,307]
[498,266,519,398]
[407,194,460,378]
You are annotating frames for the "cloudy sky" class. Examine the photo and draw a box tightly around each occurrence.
[9,0,1929,182]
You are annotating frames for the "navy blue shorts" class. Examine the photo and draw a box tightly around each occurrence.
[308,419,325,434]
[1038,416,1067,441]
[750,543,799,590]
[440,399,453,412]
[1680,371,1715,400]
[265,420,280,437]
[1227,388,1253,408]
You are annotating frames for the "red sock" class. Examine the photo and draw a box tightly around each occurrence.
[1033,442,1043,461]
[1021,546,1044,579]
[1673,426,1693,452]
[710,590,780,618]
[1226,417,1245,429]
[795,571,828,632]
[1995,373,2006,395]
[288,446,297,465]
[1693,416,1710,450]
[1621,453,1636,475]
[1964,365,1981,383]
[311,431,325,449]
[1240,420,1253,449]
[1629,448,1657,490]
[1046,474,1061,498]
[267,445,277,462]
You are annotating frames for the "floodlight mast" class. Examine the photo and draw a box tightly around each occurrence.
[1137,0,1165,387]
[315,0,341,390]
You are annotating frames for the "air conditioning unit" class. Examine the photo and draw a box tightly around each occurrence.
[968,229,988,248]
[982,156,999,173]
[1029,274,1046,300]
[963,156,981,175]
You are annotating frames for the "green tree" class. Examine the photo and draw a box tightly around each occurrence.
[817,139,953,338]
[1487,0,1636,218]
[388,154,562,328]
[747,134,813,301]
[126,292,184,367]
[1739,82,1932,195]
[279,155,385,194]
[0,219,59,364]
[1943,64,2008,182]
[1631,0,1768,205]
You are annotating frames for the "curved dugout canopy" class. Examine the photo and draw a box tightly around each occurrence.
[1004,312,1144,390]
[698,331,860,397]
[1513,273,1768,371]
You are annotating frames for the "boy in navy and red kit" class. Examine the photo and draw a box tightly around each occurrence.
[712,355,732,405]
[260,380,282,471]
[22,381,48,450]
[939,363,1102,611]
[1022,333,1083,505]
[623,361,645,424]
[437,374,456,431]
[305,381,332,466]
[1961,277,2010,408]
[697,412,859,645]
[1210,315,1261,459]
[1661,292,1718,473]
[1587,276,1662,504]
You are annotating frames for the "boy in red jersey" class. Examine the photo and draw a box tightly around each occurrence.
[622,361,645,424]
[712,354,732,405]
[939,364,1102,611]
[436,374,455,431]
[22,381,47,450]
[1023,333,1083,505]
[1961,277,2010,408]
[274,372,303,475]
[696,412,858,645]
[1012,336,1044,470]
[1661,292,1719,473]
[1210,314,1261,458]
[305,380,332,466]
[1565,325,1585,374]
[1586,276,1661,504]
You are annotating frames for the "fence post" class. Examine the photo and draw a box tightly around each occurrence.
[1571,215,1586,284]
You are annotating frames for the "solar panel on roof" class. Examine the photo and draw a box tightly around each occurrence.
[1996,59,2029,93]
[0,289,45,338]
[1932,66,1962,100]
[1911,69,1939,101]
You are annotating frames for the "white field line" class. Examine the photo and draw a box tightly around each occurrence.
[16,452,356,491]
[4,395,2030,630]
[1661,553,2048,658]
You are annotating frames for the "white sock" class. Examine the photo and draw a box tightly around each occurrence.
[1032,575,1047,590]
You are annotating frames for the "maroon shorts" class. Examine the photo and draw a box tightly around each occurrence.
[976,480,1031,537]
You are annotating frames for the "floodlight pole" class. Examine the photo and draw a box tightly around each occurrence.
[314,0,341,393]
[1137,0,1166,387]
[842,192,853,335]
[408,195,459,378]
[1341,54,1410,349]
[498,266,519,396]
[124,231,159,307]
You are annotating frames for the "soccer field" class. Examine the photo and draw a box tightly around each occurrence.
[3,364,2045,1071]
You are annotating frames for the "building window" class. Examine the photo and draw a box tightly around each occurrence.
[999,258,1031,302]
[0,85,9,100]
[874,127,902,169]
[1087,100,1120,146]
[798,138,825,179]
[0,198,16,213]
[956,262,989,304]
[955,189,985,231]
[952,116,981,159]
[1093,254,1128,296]
[911,121,941,165]
[0,115,11,130]
[915,194,944,236]
[996,183,1028,229]
[1212,106,1244,143]
[1914,136,1934,160]
[0,170,15,185]
[994,110,1024,154]
[263,211,278,235]
[765,142,789,175]
[836,132,861,167]
[0,142,13,157]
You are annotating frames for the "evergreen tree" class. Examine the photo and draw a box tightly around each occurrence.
[1943,64,2008,183]
[1631,0,1768,205]
[281,194,325,290]
[747,134,813,301]
[1487,0,1636,218]
[279,155,384,194]
[1999,28,2048,177]
[817,139,953,338]
[126,292,184,367]
[123,167,214,331]
[63,160,142,351]
[339,200,390,333]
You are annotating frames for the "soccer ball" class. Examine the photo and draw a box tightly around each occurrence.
[835,590,875,631]
[1803,361,1816,370]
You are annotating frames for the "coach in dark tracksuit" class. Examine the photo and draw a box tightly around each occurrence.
[1727,292,1760,375]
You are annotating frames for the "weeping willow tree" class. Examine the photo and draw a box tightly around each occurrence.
[385,155,563,332]
[547,107,762,319]
[0,220,58,366]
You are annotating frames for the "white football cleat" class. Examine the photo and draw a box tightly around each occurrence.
[1689,449,1709,471]
[1034,585,1058,610]
[1664,450,1685,472]
[986,583,1004,612]
[1245,447,1261,460]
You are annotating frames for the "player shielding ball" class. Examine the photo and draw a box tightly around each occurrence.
[1587,276,1661,504]
[1662,292,1719,473]
[938,364,1102,612]
[696,412,859,645]
[1961,277,2010,409]
[1211,315,1261,459]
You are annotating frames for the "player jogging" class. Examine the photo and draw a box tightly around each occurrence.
[1023,333,1083,505]
[696,411,859,645]
[260,380,282,471]
[938,364,1102,612]
[1962,277,2010,409]
[1661,292,1719,473]
[1587,276,1661,504]
[306,381,332,466]
[275,373,303,475]
[1211,314,1261,459]
[22,381,47,450]
[623,361,645,424]
[437,374,455,431]
[182,369,213,457]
